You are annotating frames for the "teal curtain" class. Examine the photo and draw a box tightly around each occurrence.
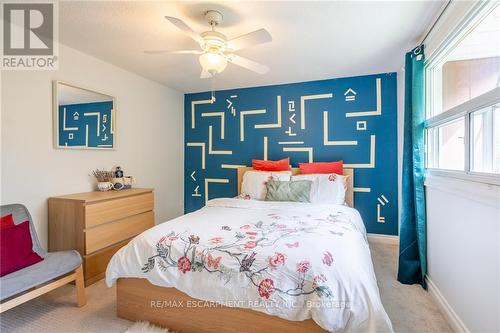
[398,45,427,288]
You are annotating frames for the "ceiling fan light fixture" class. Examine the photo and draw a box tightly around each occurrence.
[157,12,271,78]
[199,51,227,75]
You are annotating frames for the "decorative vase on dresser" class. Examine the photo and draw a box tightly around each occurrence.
[48,188,155,286]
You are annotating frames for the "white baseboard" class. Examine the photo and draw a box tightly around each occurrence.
[367,233,399,245]
[426,276,470,333]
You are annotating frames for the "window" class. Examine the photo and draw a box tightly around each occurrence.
[426,3,500,184]
[471,103,500,173]
[427,119,465,170]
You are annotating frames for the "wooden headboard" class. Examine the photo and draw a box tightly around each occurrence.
[236,167,354,207]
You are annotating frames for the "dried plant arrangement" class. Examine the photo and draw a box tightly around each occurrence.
[92,169,114,182]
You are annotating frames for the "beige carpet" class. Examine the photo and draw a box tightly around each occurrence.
[370,242,453,333]
[0,241,453,333]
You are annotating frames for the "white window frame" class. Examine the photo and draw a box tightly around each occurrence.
[424,2,500,186]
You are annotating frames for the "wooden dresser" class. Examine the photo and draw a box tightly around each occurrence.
[48,188,155,286]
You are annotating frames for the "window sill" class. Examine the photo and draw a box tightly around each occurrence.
[426,169,500,186]
[424,172,500,208]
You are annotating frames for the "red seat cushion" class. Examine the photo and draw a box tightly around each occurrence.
[252,158,290,171]
[0,221,43,277]
[299,161,343,175]
[0,214,15,229]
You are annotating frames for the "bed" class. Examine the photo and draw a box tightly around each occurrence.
[106,167,393,333]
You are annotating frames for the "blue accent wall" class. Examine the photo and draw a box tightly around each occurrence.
[185,72,398,235]
[58,101,113,148]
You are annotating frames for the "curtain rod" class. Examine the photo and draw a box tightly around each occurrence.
[420,0,452,45]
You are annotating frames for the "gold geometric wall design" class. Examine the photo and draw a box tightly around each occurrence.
[345,78,382,117]
[202,112,225,139]
[353,187,371,192]
[278,141,305,145]
[343,135,376,168]
[208,126,232,155]
[204,178,229,203]
[255,96,282,129]
[221,164,247,169]
[240,109,266,141]
[282,147,314,163]
[323,111,358,146]
[300,93,333,129]
[263,136,268,160]
[191,99,213,128]
[186,142,206,169]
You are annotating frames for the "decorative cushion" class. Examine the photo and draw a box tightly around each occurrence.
[0,214,15,229]
[252,158,290,171]
[0,221,43,277]
[265,180,313,202]
[299,161,343,175]
[240,171,292,200]
[0,204,45,258]
[292,173,347,205]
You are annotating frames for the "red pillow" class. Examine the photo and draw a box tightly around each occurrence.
[1,221,43,277]
[0,214,15,229]
[252,158,290,171]
[299,161,343,175]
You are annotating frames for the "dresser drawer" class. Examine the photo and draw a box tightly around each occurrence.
[84,238,131,285]
[85,192,154,228]
[85,211,154,254]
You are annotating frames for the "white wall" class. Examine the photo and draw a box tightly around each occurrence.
[426,177,500,333]
[1,44,184,249]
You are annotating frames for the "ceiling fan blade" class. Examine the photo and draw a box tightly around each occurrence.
[165,16,204,45]
[171,50,203,55]
[227,28,272,51]
[227,54,269,74]
[200,69,212,79]
[144,49,202,55]
[144,50,170,54]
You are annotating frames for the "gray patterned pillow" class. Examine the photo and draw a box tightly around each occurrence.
[264,180,312,202]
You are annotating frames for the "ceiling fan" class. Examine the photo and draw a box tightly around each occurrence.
[145,10,272,78]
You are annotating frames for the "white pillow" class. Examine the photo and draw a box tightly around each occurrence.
[241,171,292,200]
[291,173,347,204]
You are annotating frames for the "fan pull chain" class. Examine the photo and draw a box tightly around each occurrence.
[210,74,216,103]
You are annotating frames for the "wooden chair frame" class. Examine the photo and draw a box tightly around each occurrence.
[0,264,86,313]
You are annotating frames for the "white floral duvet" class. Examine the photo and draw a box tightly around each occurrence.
[106,198,393,333]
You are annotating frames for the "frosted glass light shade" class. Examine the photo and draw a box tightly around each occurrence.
[199,52,227,74]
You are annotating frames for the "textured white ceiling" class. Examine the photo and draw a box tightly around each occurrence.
[60,1,445,93]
